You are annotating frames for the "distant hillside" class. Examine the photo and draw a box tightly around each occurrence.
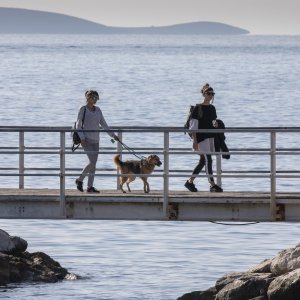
[0,7,249,35]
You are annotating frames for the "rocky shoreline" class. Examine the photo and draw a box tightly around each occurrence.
[178,243,300,300]
[0,229,77,284]
[3,228,300,298]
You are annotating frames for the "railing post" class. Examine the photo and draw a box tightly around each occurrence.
[163,131,169,217]
[216,154,222,187]
[60,131,66,217]
[270,131,277,220]
[19,131,25,189]
[116,131,122,190]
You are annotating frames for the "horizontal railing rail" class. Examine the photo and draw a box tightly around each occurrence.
[1,126,300,220]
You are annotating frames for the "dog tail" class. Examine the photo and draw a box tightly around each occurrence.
[113,154,123,167]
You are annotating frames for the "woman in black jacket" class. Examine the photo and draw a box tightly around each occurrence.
[184,83,223,193]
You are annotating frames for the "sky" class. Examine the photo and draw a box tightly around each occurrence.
[0,0,299,35]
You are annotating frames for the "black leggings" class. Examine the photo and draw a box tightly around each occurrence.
[192,154,214,184]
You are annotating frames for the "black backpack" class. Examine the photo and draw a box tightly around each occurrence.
[184,104,202,138]
[71,107,86,152]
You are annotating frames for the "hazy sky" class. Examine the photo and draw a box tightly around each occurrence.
[0,0,299,34]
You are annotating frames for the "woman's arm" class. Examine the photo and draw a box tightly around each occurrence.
[99,109,118,140]
[189,118,198,150]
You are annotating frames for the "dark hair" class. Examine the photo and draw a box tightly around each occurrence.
[201,83,214,95]
[85,90,99,99]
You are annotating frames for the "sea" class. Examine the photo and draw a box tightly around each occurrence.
[0,34,300,299]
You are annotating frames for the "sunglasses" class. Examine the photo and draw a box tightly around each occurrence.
[86,91,99,99]
[87,94,99,101]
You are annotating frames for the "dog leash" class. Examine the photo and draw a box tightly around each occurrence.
[111,139,146,160]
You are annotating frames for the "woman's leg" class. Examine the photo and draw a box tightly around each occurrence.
[186,138,222,192]
[189,155,206,182]
[199,138,215,185]
[185,144,207,192]
[78,141,99,187]
[206,138,223,191]
[86,142,99,188]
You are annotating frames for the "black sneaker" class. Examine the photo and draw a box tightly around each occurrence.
[87,186,100,193]
[184,180,198,192]
[75,179,83,192]
[210,184,223,193]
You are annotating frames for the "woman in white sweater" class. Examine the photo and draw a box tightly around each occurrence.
[75,90,118,193]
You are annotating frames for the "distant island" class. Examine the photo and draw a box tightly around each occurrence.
[0,8,249,35]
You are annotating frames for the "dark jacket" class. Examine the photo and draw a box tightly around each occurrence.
[214,119,230,159]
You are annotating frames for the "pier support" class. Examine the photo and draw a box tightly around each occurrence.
[163,131,169,217]
[59,132,66,217]
[270,131,277,220]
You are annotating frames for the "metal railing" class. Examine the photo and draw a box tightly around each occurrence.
[1,126,300,220]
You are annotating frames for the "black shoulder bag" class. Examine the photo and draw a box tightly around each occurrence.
[72,107,86,152]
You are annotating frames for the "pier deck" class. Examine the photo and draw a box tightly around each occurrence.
[1,189,299,221]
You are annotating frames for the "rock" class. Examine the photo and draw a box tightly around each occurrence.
[177,287,217,300]
[215,273,274,300]
[178,243,300,300]
[267,268,300,300]
[0,229,77,284]
[215,272,246,291]
[0,229,27,254]
[247,259,272,274]
[0,251,77,284]
[0,253,10,283]
[270,244,300,275]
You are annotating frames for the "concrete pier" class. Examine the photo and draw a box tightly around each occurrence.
[1,189,299,221]
[2,125,300,222]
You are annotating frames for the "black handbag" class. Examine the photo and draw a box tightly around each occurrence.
[72,107,86,152]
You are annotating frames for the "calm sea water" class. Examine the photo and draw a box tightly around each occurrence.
[1,220,300,300]
[0,34,300,299]
[1,34,300,192]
